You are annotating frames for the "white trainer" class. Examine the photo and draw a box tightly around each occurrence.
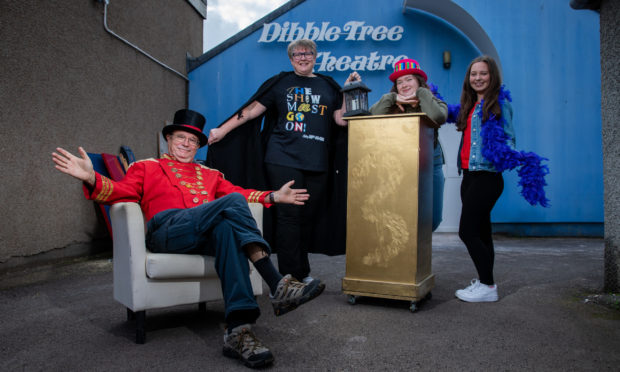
[455,279,499,302]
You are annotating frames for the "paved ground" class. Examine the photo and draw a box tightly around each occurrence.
[1,233,618,371]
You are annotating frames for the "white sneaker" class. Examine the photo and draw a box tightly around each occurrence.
[302,276,315,284]
[455,279,498,302]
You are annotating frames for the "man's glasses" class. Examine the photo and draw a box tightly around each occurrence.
[172,134,200,148]
[291,52,315,60]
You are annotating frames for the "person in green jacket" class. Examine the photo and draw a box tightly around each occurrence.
[369,58,448,231]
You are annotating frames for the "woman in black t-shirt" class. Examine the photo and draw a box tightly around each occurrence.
[208,39,359,286]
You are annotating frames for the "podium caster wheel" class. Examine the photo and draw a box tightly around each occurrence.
[409,302,418,312]
[348,295,357,305]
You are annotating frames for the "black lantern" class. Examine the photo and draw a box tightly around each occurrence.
[342,81,372,117]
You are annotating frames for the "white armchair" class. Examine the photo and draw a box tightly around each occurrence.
[109,202,264,344]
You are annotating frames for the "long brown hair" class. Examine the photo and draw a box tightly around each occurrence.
[455,56,502,131]
[387,74,429,114]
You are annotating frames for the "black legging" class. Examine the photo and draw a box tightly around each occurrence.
[265,163,328,280]
[458,170,504,285]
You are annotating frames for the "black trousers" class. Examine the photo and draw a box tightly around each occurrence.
[265,163,328,280]
[458,170,504,285]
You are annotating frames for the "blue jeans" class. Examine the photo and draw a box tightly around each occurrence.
[432,144,445,232]
[145,193,269,321]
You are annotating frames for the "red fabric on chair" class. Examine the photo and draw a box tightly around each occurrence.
[102,153,126,181]
[87,149,133,237]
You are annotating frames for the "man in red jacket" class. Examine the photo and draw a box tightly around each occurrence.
[52,109,324,369]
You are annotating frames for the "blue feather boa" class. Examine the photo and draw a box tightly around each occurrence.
[429,83,443,101]
[448,86,550,207]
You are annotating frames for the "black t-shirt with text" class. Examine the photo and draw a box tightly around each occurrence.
[258,74,342,172]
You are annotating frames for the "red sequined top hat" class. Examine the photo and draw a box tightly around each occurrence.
[389,58,428,83]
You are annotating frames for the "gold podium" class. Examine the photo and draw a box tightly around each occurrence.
[342,113,436,311]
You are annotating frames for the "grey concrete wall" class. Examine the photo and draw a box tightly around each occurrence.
[601,0,620,292]
[0,0,203,269]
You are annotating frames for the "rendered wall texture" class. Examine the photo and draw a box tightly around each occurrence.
[601,0,620,291]
[0,0,203,269]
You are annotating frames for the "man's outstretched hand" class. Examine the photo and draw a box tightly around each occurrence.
[52,147,96,186]
[274,180,309,205]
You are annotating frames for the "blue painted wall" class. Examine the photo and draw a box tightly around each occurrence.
[188,0,602,233]
[451,0,602,225]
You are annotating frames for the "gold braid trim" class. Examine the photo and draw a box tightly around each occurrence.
[94,176,114,202]
[248,191,268,203]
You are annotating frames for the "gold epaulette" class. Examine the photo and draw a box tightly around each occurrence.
[196,162,227,178]
[127,158,158,170]
[196,162,218,171]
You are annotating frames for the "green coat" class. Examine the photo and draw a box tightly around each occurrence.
[369,87,447,125]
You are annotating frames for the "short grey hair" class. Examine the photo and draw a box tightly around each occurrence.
[287,39,317,59]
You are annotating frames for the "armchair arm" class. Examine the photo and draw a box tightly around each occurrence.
[110,202,147,308]
[248,202,263,232]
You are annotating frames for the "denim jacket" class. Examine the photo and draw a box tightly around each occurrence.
[457,100,515,173]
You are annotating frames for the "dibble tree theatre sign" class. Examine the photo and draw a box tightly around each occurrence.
[258,21,408,72]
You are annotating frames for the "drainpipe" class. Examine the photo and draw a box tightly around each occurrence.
[99,0,189,81]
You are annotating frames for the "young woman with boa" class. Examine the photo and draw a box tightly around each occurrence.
[448,55,549,303]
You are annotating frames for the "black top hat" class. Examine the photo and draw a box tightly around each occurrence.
[162,109,208,147]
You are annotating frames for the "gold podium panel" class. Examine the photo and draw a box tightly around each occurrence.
[342,113,435,306]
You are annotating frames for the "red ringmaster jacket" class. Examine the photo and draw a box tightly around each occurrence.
[83,153,272,222]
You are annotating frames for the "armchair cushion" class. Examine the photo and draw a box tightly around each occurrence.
[146,253,219,280]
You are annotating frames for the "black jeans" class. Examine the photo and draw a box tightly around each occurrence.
[265,163,328,280]
[458,170,504,285]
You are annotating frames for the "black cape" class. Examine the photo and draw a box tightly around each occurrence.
[206,71,347,256]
